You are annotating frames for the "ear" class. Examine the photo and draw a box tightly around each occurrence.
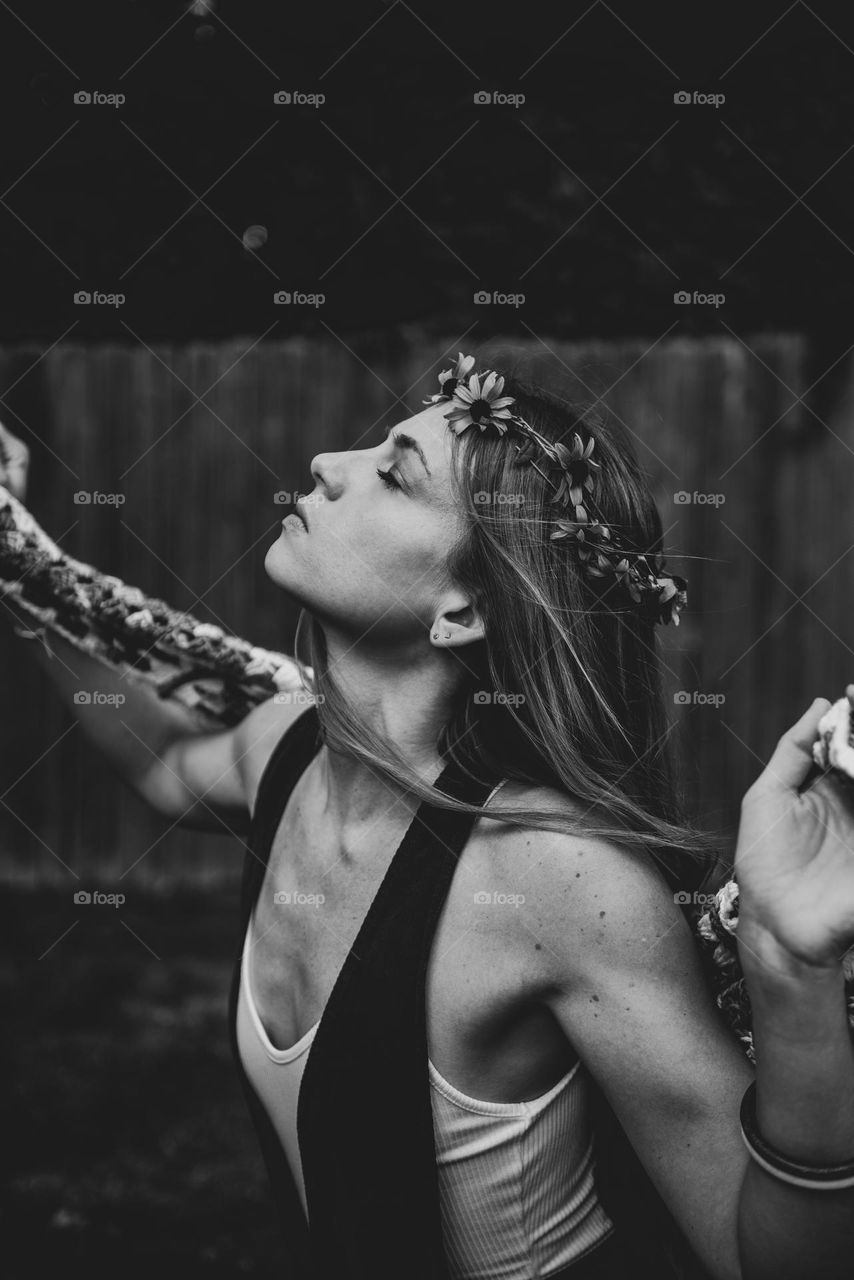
[429,599,485,649]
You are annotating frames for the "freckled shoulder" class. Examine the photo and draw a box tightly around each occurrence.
[472,782,673,973]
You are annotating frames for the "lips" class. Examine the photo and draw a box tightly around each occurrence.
[293,503,309,530]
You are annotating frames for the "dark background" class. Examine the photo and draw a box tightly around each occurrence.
[1,0,852,348]
[4,3,854,1277]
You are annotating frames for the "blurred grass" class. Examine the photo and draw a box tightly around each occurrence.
[1,885,288,1278]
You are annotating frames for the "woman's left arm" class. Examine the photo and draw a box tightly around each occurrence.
[513,695,854,1280]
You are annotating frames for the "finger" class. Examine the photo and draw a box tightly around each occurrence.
[752,697,833,797]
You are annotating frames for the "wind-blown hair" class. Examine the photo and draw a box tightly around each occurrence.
[293,360,720,888]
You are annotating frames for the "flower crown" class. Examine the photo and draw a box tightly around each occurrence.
[423,353,688,627]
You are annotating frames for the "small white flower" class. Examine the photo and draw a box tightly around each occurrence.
[116,585,145,608]
[813,696,854,779]
[193,623,224,640]
[125,609,154,630]
[716,879,740,935]
[246,653,279,678]
[697,912,717,943]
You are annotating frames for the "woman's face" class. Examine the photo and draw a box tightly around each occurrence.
[264,402,470,644]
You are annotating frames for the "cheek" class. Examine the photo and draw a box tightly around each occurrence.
[336,515,452,608]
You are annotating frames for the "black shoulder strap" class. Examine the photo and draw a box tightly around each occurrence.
[237,704,322,931]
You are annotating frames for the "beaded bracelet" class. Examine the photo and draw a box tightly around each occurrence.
[740,1082,854,1190]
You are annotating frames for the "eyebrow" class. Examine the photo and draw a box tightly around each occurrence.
[384,424,432,478]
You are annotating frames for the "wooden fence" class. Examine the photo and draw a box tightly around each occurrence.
[0,331,848,890]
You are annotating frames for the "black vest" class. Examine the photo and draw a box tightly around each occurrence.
[227,707,707,1279]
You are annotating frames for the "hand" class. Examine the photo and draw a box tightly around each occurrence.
[734,692,854,978]
[0,419,30,503]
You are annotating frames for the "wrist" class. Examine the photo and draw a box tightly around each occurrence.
[737,917,851,1051]
[737,915,845,988]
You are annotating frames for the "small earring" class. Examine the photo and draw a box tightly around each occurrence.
[432,632,439,639]
[443,632,451,639]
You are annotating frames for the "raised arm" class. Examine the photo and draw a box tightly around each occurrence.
[133,691,307,832]
[0,418,310,834]
[505,699,854,1280]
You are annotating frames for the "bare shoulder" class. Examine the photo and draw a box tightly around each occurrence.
[235,693,318,820]
[479,780,686,979]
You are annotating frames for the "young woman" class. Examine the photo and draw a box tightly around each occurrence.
[4,354,854,1280]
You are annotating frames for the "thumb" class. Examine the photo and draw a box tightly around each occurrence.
[752,697,833,797]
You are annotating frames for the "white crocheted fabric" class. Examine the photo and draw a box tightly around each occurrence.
[0,484,309,729]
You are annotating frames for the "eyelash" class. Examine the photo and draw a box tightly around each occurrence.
[376,425,403,490]
[376,467,402,491]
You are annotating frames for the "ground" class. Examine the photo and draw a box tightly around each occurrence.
[2,884,286,1279]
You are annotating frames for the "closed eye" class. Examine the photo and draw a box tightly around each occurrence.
[376,467,402,491]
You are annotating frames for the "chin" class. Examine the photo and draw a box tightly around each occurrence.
[264,535,305,588]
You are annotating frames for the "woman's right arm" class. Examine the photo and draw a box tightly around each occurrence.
[11,614,303,834]
[0,418,304,836]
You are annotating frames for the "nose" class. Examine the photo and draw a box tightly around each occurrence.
[309,452,338,498]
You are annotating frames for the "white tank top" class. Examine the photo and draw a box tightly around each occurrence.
[235,784,615,1278]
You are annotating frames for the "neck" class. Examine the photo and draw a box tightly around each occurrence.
[309,626,469,832]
